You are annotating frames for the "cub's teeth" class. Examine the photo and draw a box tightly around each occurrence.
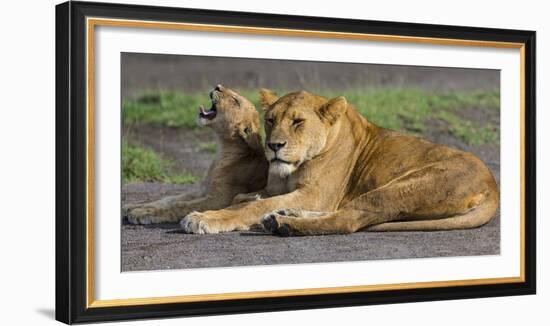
[199,105,206,114]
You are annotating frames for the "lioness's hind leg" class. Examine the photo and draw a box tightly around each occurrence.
[263,164,496,236]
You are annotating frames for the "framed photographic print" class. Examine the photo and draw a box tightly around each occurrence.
[55,1,536,324]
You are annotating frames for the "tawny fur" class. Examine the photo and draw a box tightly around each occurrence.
[180,89,499,235]
[124,85,268,224]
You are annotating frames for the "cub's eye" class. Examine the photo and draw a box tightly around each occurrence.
[292,119,304,126]
[266,118,274,126]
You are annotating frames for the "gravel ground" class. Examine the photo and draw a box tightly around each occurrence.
[121,134,500,272]
[122,204,500,271]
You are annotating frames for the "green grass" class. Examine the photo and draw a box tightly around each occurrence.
[198,141,218,153]
[123,91,205,128]
[122,88,500,184]
[122,141,201,185]
[323,89,500,143]
[123,88,500,145]
[436,111,499,146]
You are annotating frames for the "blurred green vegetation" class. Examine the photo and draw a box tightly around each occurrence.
[122,141,201,184]
[197,141,218,154]
[326,88,500,146]
[123,88,499,145]
[122,88,499,184]
[436,111,499,146]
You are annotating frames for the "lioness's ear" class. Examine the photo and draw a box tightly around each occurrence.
[259,88,279,109]
[319,96,347,125]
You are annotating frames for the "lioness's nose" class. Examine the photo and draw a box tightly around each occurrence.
[268,141,287,152]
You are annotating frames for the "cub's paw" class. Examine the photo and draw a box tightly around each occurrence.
[274,208,327,218]
[125,206,173,225]
[273,208,302,217]
[180,212,218,234]
[122,203,138,211]
[232,192,262,205]
[121,203,141,217]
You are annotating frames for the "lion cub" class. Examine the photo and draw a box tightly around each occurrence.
[124,85,268,224]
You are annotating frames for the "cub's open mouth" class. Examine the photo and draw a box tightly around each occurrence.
[199,104,217,120]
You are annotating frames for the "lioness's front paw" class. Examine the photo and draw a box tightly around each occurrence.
[180,212,218,234]
[260,212,294,237]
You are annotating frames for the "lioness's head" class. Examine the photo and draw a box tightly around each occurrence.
[198,85,261,149]
[260,89,348,177]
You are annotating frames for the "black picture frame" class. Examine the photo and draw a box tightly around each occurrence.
[56,1,536,324]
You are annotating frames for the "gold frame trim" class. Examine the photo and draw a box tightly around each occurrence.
[85,17,526,308]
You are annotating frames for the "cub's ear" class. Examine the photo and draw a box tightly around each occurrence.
[319,96,347,125]
[259,88,279,109]
[237,121,263,152]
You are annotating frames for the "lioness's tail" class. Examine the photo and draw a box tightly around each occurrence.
[367,190,499,232]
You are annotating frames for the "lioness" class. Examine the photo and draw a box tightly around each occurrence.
[180,89,498,235]
[124,85,268,224]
